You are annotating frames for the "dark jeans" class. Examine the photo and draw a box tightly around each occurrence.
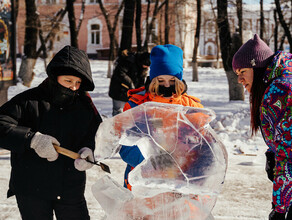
[112,99,126,116]
[15,194,90,220]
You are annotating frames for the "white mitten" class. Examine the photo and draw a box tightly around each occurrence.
[74,147,94,171]
[30,132,59,161]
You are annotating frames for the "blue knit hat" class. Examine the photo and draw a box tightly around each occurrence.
[149,44,183,81]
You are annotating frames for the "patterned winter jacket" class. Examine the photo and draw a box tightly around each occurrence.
[261,51,292,213]
[119,86,203,190]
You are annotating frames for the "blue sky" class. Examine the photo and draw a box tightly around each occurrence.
[243,0,273,4]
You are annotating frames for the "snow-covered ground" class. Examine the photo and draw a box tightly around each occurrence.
[0,59,272,219]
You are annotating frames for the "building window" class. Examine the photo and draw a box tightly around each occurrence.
[208,22,213,33]
[88,0,98,4]
[43,0,57,4]
[91,24,100,45]
[205,21,214,37]
[142,19,157,44]
[243,21,250,31]
[205,42,215,56]
[207,45,212,55]
[149,26,157,44]
[142,0,156,3]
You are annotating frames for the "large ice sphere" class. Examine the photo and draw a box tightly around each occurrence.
[93,102,228,219]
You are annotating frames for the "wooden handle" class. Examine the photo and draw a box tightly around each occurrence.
[121,83,129,89]
[53,144,80,159]
[54,145,111,174]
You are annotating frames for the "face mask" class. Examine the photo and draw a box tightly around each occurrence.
[50,80,79,107]
[56,84,78,105]
[158,85,176,97]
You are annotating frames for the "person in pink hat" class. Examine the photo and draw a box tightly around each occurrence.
[232,34,292,220]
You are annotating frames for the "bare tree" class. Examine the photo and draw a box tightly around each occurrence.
[97,0,125,77]
[209,0,220,68]
[143,0,167,50]
[15,0,19,20]
[274,9,278,51]
[76,0,86,34]
[260,0,265,40]
[39,1,84,63]
[18,1,83,86]
[37,16,48,67]
[165,0,169,44]
[36,8,68,66]
[232,0,242,53]
[18,0,39,87]
[192,0,201,82]
[236,0,242,43]
[120,0,136,52]
[67,0,78,47]
[217,0,244,100]
[275,0,292,52]
[19,5,68,87]
[136,0,142,51]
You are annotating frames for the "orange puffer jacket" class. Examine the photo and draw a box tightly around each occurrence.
[124,87,203,111]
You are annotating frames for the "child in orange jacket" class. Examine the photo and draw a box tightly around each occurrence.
[119,44,204,190]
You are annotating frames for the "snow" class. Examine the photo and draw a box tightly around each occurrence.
[0,59,272,219]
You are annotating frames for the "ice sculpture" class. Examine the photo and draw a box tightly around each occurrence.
[93,102,227,220]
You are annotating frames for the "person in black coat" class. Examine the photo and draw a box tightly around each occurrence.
[109,50,150,116]
[0,45,102,220]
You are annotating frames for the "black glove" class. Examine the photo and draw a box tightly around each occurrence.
[265,151,275,182]
[269,209,286,220]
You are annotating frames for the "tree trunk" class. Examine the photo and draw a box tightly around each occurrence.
[97,0,124,77]
[226,70,244,100]
[37,17,48,68]
[136,0,142,51]
[192,0,201,82]
[236,0,242,43]
[107,32,115,78]
[164,0,169,44]
[76,0,86,34]
[18,0,38,87]
[279,34,286,50]
[209,0,220,68]
[120,0,135,51]
[18,58,37,87]
[275,0,292,52]
[144,0,151,50]
[67,0,78,48]
[15,0,19,20]
[217,0,244,101]
[274,9,278,51]
[23,0,38,59]
[0,81,14,106]
[11,0,17,80]
[36,8,67,63]
[143,0,166,50]
[260,0,265,40]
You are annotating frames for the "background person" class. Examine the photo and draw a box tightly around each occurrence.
[109,49,150,116]
[0,45,102,220]
[232,34,292,220]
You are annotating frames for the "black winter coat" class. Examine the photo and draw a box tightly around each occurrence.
[0,46,102,200]
[109,54,148,102]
